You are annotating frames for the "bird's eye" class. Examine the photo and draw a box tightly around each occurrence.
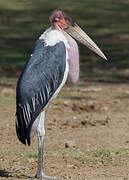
[55,17,62,21]
[53,17,62,22]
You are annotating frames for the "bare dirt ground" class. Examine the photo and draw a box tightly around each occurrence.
[1,81,129,180]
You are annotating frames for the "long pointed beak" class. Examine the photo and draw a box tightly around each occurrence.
[65,23,107,60]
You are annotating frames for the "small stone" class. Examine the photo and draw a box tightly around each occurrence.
[73,116,77,120]
[65,140,76,148]
[101,106,109,111]
[63,101,69,106]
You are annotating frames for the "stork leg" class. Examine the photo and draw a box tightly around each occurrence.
[35,111,62,180]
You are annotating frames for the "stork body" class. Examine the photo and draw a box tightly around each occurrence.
[16,28,71,144]
[16,10,107,180]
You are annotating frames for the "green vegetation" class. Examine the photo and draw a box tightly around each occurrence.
[25,152,38,159]
[25,147,129,167]
[0,96,15,107]
[0,0,129,82]
[0,97,15,112]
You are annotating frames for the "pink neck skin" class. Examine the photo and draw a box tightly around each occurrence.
[54,24,79,84]
[63,31,79,84]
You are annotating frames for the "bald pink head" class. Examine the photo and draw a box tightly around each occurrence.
[50,10,74,30]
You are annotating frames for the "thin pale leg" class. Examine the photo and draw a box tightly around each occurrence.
[35,111,62,180]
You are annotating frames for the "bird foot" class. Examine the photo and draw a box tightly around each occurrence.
[35,173,62,180]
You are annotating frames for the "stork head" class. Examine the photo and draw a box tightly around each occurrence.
[50,10,107,60]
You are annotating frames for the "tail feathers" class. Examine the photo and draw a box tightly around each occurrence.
[16,103,32,146]
[16,123,31,145]
[16,115,31,146]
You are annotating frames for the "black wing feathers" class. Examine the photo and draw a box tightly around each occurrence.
[16,40,66,145]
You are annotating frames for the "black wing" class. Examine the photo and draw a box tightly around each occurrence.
[16,39,66,145]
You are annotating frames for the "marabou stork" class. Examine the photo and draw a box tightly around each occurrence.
[16,10,107,180]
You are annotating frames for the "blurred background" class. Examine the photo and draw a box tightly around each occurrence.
[0,0,129,84]
[1,1,129,179]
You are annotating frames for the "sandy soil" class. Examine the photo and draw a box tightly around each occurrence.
[0,82,129,180]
